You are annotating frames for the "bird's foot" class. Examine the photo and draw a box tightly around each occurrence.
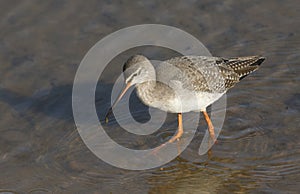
[168,130,183,143]
[151,133,183,155]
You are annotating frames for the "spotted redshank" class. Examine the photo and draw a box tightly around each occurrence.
[105,55,265,146]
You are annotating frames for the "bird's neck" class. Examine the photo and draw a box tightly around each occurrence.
[136,66,157,92]
[135,79,176,109]
[135,66,171,105]
[135,80,159,105]
[136,80,157,93]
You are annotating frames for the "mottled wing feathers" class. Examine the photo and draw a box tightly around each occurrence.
[162,56,228,93]
[225,56,265,80]
[161,55,264,93]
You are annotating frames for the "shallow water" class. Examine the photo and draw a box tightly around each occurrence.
[1,0,300,193]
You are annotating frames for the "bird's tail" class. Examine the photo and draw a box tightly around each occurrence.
[226,56,265,80]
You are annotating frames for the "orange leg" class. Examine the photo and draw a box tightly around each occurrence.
[168,113,184,143]
[202,111,216,142]
[151,113,183,154]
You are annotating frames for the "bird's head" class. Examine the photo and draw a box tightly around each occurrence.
[105,55,155,123]
[122,54,155,85]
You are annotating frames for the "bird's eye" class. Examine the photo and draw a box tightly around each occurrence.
[132,69,142,77]
[127,72,138,82]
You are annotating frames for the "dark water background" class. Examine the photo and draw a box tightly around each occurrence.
[0,0,299,193]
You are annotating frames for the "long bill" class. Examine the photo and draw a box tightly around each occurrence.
[105,82,132,123]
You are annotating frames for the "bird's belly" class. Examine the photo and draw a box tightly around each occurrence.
[145,92,225,113]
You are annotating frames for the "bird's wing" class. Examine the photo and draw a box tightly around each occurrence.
[156,56,240,93]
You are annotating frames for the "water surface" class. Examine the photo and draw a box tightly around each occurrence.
[0,0,299,193]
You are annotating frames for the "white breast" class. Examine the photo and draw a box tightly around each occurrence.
[165,91,225,113]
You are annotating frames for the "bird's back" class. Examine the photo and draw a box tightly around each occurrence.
[156,55,264,93]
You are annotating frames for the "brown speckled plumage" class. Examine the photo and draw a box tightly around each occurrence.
[162,55,264,93]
